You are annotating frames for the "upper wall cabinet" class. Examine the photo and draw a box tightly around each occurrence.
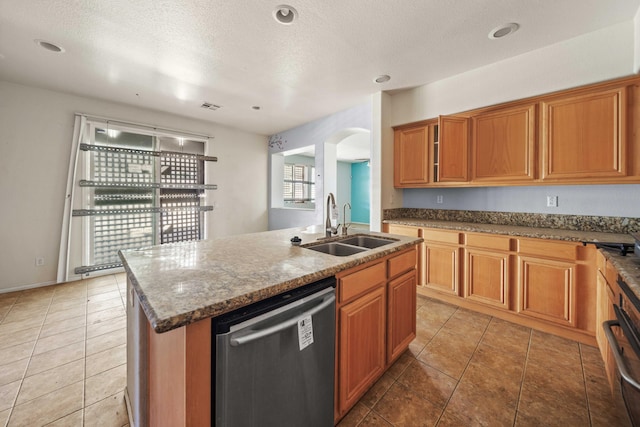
[438,115,469,182]
[392,75,640,188]
[471,104,536,182]
[541,87,627,181]
[393,121,433,187]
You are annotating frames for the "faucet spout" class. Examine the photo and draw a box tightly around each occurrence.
[325,193,337,237]
[341,202,351,236]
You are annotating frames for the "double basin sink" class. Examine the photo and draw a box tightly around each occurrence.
[302,235,398,256]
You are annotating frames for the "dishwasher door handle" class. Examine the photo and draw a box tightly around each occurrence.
[603,320,640,392]
[230,294,336,347]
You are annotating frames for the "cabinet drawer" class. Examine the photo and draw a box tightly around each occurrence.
[388,248,417,279]
[385,224,420,237]
[517,238,577,260]
[605,260,618,287]
[339,262,386,303]
[423,229,460,244]
[465,233,511,251]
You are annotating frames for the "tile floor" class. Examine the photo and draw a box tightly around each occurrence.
[339,295,632,427]
[0,274,632,426]
[0,273,128,426]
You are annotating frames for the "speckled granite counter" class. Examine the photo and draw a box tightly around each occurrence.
[384,218,635,244]
[119,226,422,333]
[600,249,640,308]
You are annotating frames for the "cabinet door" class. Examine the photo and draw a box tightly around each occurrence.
[387,271,416,364]
[424,243,459,295]
[517,256,576,327]
[438,115,469,182]
[464,248,510,310]
[472,104,536,182]
[338,286,386,414]
[541,87,627,180]
[394,125,429,187]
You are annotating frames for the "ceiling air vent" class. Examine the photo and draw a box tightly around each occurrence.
[201,102,221,110]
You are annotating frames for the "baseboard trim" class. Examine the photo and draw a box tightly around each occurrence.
[0,280,58,294]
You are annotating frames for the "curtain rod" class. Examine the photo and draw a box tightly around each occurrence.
[75,112,213,140]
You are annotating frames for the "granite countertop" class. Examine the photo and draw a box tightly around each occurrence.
[119,226,422,334]
[600,249,640,307]
[384,218,635,244]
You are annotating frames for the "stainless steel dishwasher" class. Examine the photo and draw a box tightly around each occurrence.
[213,277,336,427]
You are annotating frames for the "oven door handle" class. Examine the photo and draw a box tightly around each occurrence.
[603,320,640,391]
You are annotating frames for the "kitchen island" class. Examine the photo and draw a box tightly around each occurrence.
[120,226,422,426]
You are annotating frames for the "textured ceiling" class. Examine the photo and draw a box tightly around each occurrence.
[0,0,638,135]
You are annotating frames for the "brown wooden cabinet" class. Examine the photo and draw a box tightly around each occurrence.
[424,229,461,295]
[391,75,640,187]
[384,223,424,286]
[472,104,536,182]
[595,250,620,391]
[463,233,512,310]
[541,87,627,180]
[438,115,469,182]
[338,284,386,413]
[393,123,431,187]
[335,247,418,421]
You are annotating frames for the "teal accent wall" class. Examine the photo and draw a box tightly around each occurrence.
[351,161,370,224]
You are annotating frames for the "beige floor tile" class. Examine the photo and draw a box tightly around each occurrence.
[0,297,17,309]
[85,364,126,407]
[86,290,121,304]
[372,382,442,427]
[84,391,129,427]
[44,409,83,426]
[0,315,44,334]
[386,350,416,379]
[1,306,47,325]
[44,306,87,324]
[48,298,88,314]
[0,327,41,350]
[7,381,84,427]
[87,307,125,326]
[0,307,9,322]
[40,315,87,339]
[0,341,36,367]
[17,359,84,405]
[33,326,85,355]
[0,358,29,387]
[87,284,119,297]
[86,327,126,356]
[445,378,517,427]
[52,285,87,303]
[87,297,124,314]
[84,276,118,289]
[86,344,126,378]
[0,408,10,426]
[27,341,85,377]
[86,316,125,339]
[0,380,21,411]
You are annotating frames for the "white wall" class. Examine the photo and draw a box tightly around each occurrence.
[268,102,372,230]
[635,6,640,73]
[0,81,268,292]
[336,161,352,217]
[386,21,639,218]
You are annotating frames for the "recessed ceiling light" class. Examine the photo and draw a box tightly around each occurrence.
[488,23,519,40]
[273,5,298,25]
[34,39,65,53]
[374,75,391,84]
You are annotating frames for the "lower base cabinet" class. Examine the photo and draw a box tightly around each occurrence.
[338,285,386,412]
[335,246,417,422]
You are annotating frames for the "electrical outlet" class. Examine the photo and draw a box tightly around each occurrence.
[436,195,444,204]
[546,195,558,207]
[35,257,44,266]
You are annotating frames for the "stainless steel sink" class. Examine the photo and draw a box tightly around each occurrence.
[304,242,368,256]
[339,236,397,249]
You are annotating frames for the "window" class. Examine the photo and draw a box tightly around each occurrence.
[284,163,315,204]
[69,119,216,275]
